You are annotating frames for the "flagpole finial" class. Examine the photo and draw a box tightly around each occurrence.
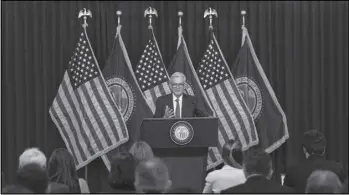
[116,10,122,26]
[144,7,158,29]
[178,11,183,26]
[204,7,218,30]
[241,10,246,28]
[78,8,92,28]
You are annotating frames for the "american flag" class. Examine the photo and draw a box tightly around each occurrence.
[196,31,259,153]
[49,27,129,169]
[134,28,171,113]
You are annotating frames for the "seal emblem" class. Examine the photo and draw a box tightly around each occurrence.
[170,121,194,145]
[106,77,135,122]
[183,82,195,96]
[235,76,263,120]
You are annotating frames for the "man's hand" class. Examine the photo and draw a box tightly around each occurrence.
[163,106,175,118]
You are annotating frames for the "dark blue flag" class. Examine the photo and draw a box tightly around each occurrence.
[101,25,153,170]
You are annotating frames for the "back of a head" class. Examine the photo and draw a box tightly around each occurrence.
[46,182,70,193]
[222,140,243,168]
[167,187,196,193]
[342,177,348,193]
[129,141,154,164]
[242,147,272,178]
[108,151,136,190]
[2,184,33,193]
[306,170,342,193]
[47,148,80,193]
[303,130,326,156]
[16,163,48,193]
[18,147,46,170]
[134,158,171,193]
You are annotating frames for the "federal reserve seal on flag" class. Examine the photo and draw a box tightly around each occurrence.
[184,82,195,96]
[170,121,194,145]
[106,77,135,122]
[235,76,263,120]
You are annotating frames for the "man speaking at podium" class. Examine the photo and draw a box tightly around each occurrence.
[154,72,208,118]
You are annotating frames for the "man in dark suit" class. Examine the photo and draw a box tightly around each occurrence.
[221,147,294,193]
[283,130,347,193]
[153,72,208,118]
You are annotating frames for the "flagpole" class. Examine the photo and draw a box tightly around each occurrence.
[204,7,218,30]
[144,7,158,29]
[78,8,92,29]
[116,10,122,37]
[77,8,92,183]
[241,10,247,46]
[241,10,246,28]
[178,11,183,27]
[177,11,183,49]
[116,10,122,26]
[144,7,170,79]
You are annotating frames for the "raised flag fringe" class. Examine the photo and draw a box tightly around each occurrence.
[242,27,289,153]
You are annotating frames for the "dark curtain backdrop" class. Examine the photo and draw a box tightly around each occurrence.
[2,1,348,192]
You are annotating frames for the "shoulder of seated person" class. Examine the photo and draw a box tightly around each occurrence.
[206,170,220,180]
[78,178,88,184]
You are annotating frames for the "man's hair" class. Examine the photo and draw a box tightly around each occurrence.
[108,151,136,190]
[2,184,33,193]
[134,157,171,193]
[46,182,70,193]
[170,72,186,83]
[129,141,154,165]
[306,170,342,193]
[167,187,196,193]
[302,130,326,155]
[16,163,48,193]
[222,140,243,168]
[47,148,80,193]
[18,147,46,169]
[242,147,272,177]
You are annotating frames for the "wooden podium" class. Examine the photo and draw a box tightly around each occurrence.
[140,117,218,193]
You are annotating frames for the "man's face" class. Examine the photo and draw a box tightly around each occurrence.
[170,76,185,97]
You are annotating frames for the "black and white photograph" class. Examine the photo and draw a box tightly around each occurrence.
[1,1,348,193]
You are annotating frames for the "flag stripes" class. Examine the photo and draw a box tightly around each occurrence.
[49,27,128,169]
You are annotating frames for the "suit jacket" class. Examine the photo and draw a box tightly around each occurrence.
[284,155,348,193]
[202,165,246,193]
[221,175,295,194]
[153,94,208,118]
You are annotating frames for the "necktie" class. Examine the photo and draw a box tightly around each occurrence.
[175,98,180,118]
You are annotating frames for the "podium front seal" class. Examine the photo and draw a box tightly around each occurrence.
[170,121,194,145]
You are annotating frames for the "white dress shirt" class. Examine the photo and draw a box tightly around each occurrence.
[172,94,183,118]
[202,165,246,193]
